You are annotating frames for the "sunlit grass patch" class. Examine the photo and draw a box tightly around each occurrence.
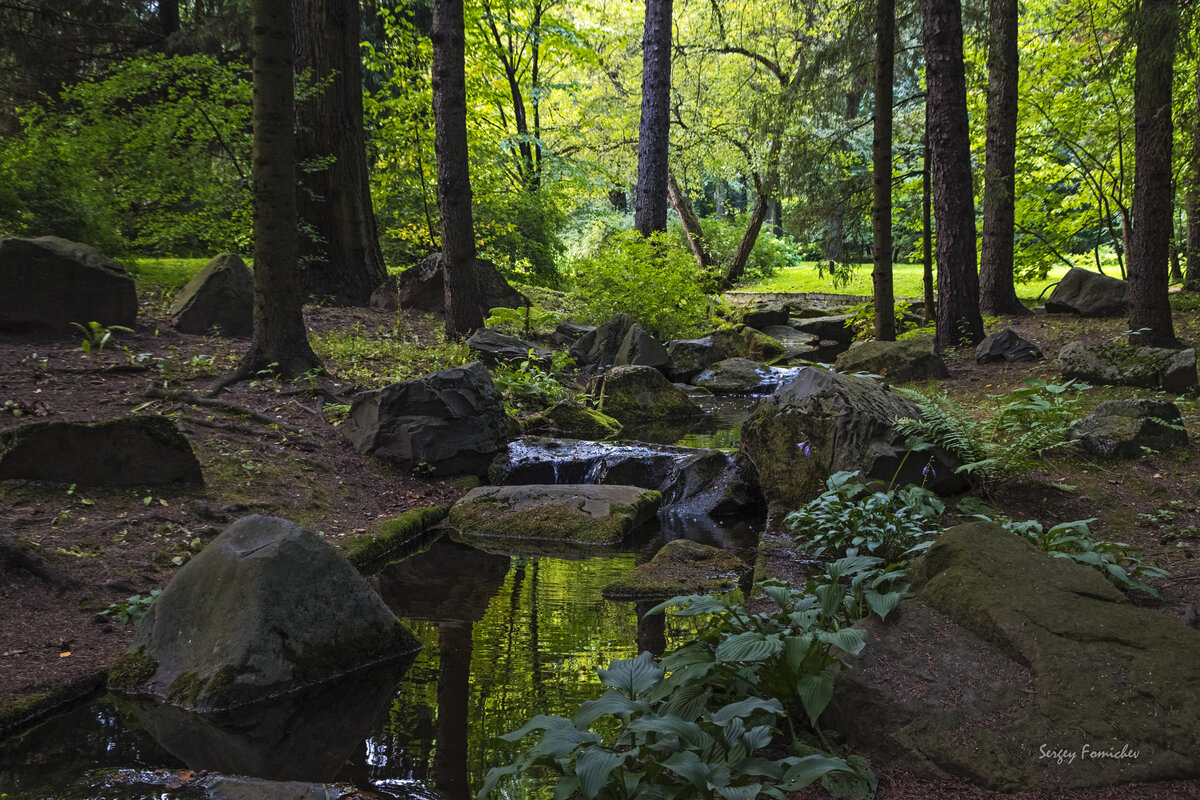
[311,319,469,389]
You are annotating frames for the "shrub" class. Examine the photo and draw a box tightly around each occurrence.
[570,230,712,340]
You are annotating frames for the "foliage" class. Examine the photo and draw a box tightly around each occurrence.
[570,231,712,340]
[98,590,161,625]
[310,319,469,389]
[0,53,251,255]
[684,215,806,285]
[480,647,875,800]
[490,353,574,413]
[975,515,1170,598]
[71,321,134,356]
[894,379,1089,483]
[784,471,943,564]
[475,190,568,288]
[484,305,567,338]
[844,302,912,341]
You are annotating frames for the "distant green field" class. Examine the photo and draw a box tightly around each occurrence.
[738,261,1070,302]
[125,257,213,291]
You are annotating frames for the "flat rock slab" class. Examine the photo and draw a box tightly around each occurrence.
[1071,398,1188,459]
[0,416,202,486]
[0,235,136,334]
[826,522,1200,791]
[835,338,948,382]
[448,484,661,545]
[601,539,748,599]
[1045,267,1128,316]
[1059,340,1198,393]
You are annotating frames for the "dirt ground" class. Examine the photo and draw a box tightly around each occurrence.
[2,291,1200,798]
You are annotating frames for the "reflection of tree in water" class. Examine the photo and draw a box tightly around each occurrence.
[370,537,644,796]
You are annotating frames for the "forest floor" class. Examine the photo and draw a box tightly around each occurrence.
[3,286,1200,799]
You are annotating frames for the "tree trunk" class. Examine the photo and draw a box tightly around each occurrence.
[1186,63,1200,289]
[978,0,1026,315]
[924,0,984,350]
[873,0,896,341]
[715,180,726,217]
[238,0,322,379]
[1128,0,1179,347]
[720,177,770,290]
[634,0,673,236]
[294,0,387,306]
[432,0,484,338]
[923,129,935,320]
[668,172,714,272]
[609,188,628,211]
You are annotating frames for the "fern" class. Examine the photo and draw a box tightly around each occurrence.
[895,380,1088,485]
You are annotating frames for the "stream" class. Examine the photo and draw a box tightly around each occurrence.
[0,392,765,800]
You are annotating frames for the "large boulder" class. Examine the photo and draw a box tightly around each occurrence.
[0,236,136,334]
[740,304,789,329]
[1044,267,1128,316]
[522,400,622,439]
[492,437,762,518]
[448,484,661,545]
[0,416,202,486]
[599,365,703,422]
[1059,340,1198,393]
[975,328,1042,363]
[666,326,787,382]
[396,253,528,316]
[465,328,552,367]
[825,522,1200,790]
[835,339,949,381]
[551,320,596,347]
[792,314,854,343]
[1070,398,1188,459]
[601,539,749,599]
[108,516,419,711]
[691,357,800,394]
[569,314,669,371]
[343,362,516,476]
[759,325,818,346]
[169,253,254,337]
[739,367,965,513]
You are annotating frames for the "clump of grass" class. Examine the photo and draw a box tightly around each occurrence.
[312,319,469,388]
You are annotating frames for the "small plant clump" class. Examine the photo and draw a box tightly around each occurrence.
[98,590,161,625]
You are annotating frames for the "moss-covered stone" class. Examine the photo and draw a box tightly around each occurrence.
[525,400,623,438]
[834,338,949,382]
[602,539,749,599]
[599,365,702,423]
[107,648,158,692]
[449,484,661,545]
[344,506,448,569]
[0,672,106,735]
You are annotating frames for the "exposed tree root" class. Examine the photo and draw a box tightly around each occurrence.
[142,385,304,433]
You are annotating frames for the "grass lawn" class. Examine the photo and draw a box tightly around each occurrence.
[738,261,1071,303]
[125,256,256,293]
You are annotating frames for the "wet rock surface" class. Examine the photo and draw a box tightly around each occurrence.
[448,484,662,545]
[601,539,749,599]
[835,338,949,381]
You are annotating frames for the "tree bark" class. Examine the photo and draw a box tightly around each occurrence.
[873,0,896,341]
[978,0,1026,315]
[634,0,673,236]
[294,0,387,306]
[668,172,714,272]
[432,0,484,338]
[924,0,984,349]
[923,129,935,320]
[238,0,322,379]
[1128,0,1179,347]
[1186,63,1200,289]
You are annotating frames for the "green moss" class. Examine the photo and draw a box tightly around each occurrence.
[449,490,661,545]
[293,620,421,679]
[344,506,448,569]
[167,671,206,707]
[107,648,158,692]
[0,673,106,735]
[523,401,622,438]
[601,539,747,599]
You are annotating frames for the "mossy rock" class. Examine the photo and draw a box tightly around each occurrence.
[523,400,622,438]
[599,365,702,423]
[601,539,749,599]
[344,506,449,570]
[835,338,948,382]
[826,522,1200,790]
[449,484,661,545]
[111,515,420,711]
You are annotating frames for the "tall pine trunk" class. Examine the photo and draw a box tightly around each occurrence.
[432,0,484,338]
[924,0,984,349]
[237,0,321,380]
[294,0,387,306]
[1186,63,1200,289]
[979,0,1026,315]
[872,0,896,341]
[1128,0,1179,347]
[634,0,673,236]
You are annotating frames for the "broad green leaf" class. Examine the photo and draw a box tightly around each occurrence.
[599,651,664,697]
[574,690,649,727]
[575,747,627,800]
[476,764,520,800]
[715,631,784,662]
[796,672,834,727]
[710,696,784,726]
[716,784,763,800]
[864,588,901,620]
[779,754,851,789]
[499,714,574,742]
[536,726,603,757]
[816,627,867,655]
[662,750,714,789]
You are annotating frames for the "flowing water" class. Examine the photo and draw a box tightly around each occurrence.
[0,396,765,800]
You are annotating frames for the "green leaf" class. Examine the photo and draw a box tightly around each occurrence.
[796,673,834,727]
[499,714,574,742]
[779,754,851,789]
[476,763,520,800]
[599,651,664,697]
[627,714,708,749]
[574,690,649,727]
[575,747,627,799]
[715,631,784,662]
[710,696,784,726]
[662,750,714,789]
[864,589,901,620]
[761,583,796,612]
[537,726,604,757]
[716,784,763,800]
[817,627,867,656]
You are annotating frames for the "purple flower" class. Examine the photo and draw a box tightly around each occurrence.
[922,460,936,480]
[797,441,811,457]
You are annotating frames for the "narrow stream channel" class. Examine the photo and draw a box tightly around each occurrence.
[0,394,765,800]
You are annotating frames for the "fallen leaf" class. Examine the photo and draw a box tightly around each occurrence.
[59,651,71,658]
